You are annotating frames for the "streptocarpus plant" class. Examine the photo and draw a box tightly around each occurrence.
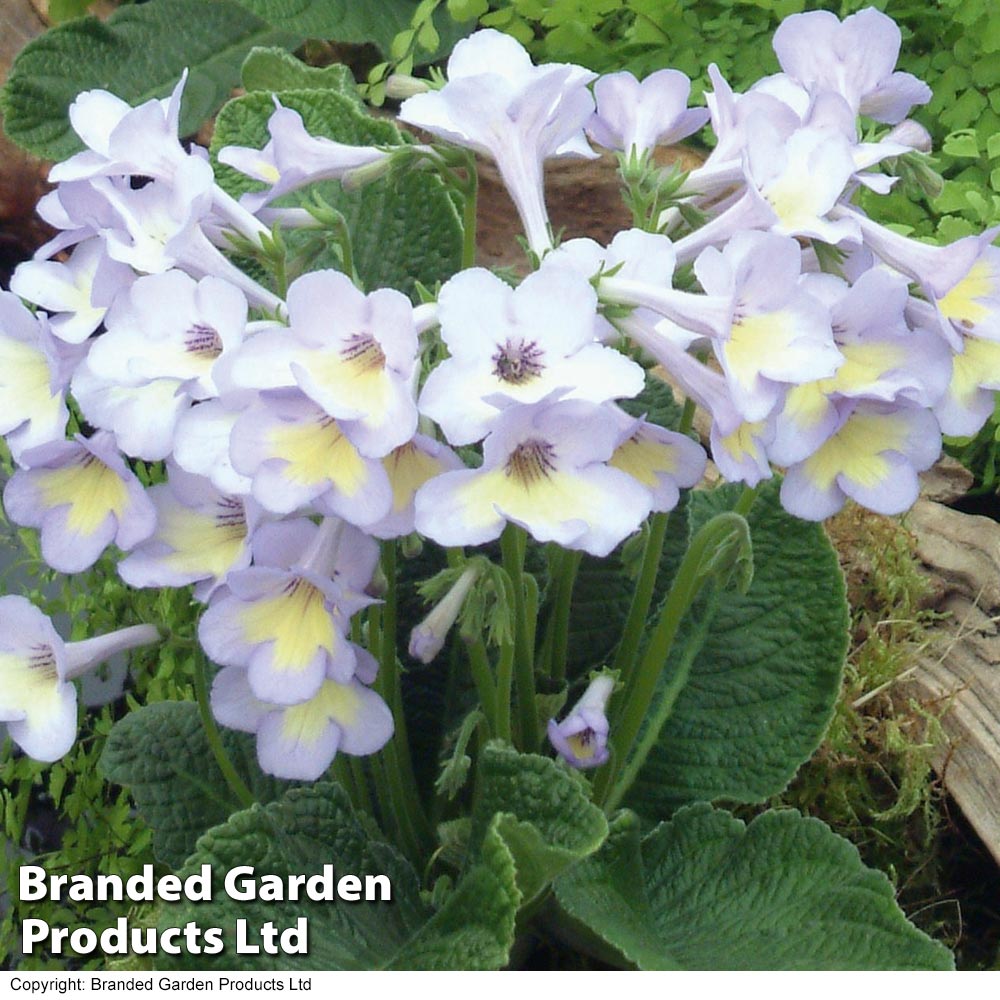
[0,7,972,970]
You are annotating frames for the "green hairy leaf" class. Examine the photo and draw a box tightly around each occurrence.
[0,0,302,160]
[241,47,362,101]
[553,807,954,970]
[229,0,468,60]
[99,702,291,869]
[158,784,519,970]
[471,743,608,904]
[628,479,849,816]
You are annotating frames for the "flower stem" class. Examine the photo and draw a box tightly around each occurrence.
[377,542,433,857]
[550,548,582,684]
[467,638,497,737]
[501,524,540,750]
[191,651,254,811]
[496,640,515,743]
[603,587,720,812]
[610,511,669,680]
[597,515,734,808]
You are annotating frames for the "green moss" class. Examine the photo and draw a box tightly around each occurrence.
[752,505,993,963]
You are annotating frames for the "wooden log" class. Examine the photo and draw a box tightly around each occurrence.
[906,497,1000,866]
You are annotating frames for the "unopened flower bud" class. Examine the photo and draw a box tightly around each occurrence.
[386,74,431,100]
[408,565,479,664]
[885,119,932,154]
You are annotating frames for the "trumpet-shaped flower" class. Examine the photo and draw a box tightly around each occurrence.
[87,271,248,399]
[693,231,843,421]
[547,674,614,769]
[211,665,393,781]
[118,466,259,598]
[198,518,373,704]
[227,270,418,456]
[415,398,652,557]
[367,434,465,540]
[76,166,283,315]
[780,401,940,520]
[834,207,1000,350]
[3,432,156,573]
[608,409,707,512]
[931,333,1000,437]
[218,104,393,213]
[70,359,188,462]
[588,69,709,155]
[771,270,952,464]
[49,72,194,185]
[9,239,134,344]
[172,395,254,496]
[419,268,644,445]
[0,292,74,463]
[398,29,596,255]
[619,310,773,487]
[772,8,932,123]
[672,117,862,264]
[0,595,158,762]
[229,391,392,525]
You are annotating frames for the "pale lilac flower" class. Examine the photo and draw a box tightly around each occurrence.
[228,391,392,525]
[711,415,776,488]
[607,409,707,512]
[117,466,259,598]
[931,333,1000,437]
[3,432,156,573]
[541,228,680,341]
[9,239,134,344]
[398,29,597,255]
[419,268,644,445]
[0,292,73,463]
[367,434,465,540]
[218,104,394,213]
[780,400,940,520]
[0,595,158,762]
[620,313,774,488]
[227,270,418,456]
[415,398,651,557]
[211,665,393,781]
[409,564,479,664]
[834,207,1000,350]
[695,64,800,189]
[588,69,708,155]
[50,72,268,247]
[771,270,951,464]
[86,271,247,400]
[772,8,932,123]
[70,359,188,462]
[172,395,255,496]
[547,674,614,769]
[49,73,194,185]
[73,165,283,314]
[198,518,374,704]
[692,231,843,421]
